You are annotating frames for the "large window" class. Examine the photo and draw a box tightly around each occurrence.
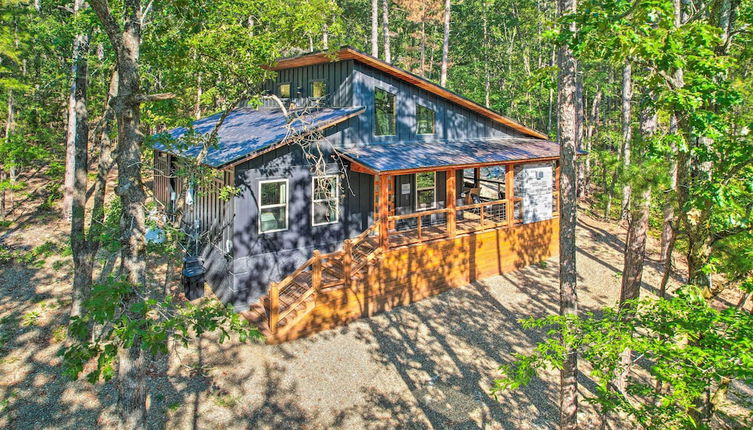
[278,83,291,99]
[417,104,435,135]
[258,179,288,233]
[374,88,396,136]
[312,175,339,225]
[311,80,327,98]
[415,172,436,211]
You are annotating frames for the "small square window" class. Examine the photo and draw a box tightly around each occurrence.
[375,88,396,136]
[259,179,288,233]
[311,81,327,98]
[417,104,435,135]
[278,83,291,99]
[312,175,338,225]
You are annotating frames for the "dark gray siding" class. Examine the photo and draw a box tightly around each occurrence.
[227,144,373,309]
[262,60,354,107]
[324,62,528,147]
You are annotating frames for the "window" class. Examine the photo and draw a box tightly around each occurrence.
[258,179,288,233]
[415,172,436,211]
[311,80,327,98]
[374,88,396,136]
[312,175,339,225]
[417,104,435,135]
[278,83,291,99]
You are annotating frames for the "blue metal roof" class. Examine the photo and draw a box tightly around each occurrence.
[153,106,364,168]
[340,138,562,172]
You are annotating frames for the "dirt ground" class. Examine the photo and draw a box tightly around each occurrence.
[0,177,750,429]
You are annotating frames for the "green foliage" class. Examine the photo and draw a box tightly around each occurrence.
[60,278,262,384]
[493,289,753,429]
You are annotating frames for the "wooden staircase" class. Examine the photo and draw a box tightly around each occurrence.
[242,224,382,338]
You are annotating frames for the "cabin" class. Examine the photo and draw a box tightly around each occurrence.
[152,47,561,343]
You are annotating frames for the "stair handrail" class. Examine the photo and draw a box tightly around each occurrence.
[268,223,381,332]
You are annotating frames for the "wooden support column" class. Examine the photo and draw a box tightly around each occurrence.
[505,164,515,226]
[446,168,456,238]
[269,282,279,333]
[343,239,353,287]
[377,174,390,249]
[474,167,481,188]
[312,250,322,292]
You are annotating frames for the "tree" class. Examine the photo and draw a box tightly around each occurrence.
[371,0,379,57]
[556,0,579,425]
[382,0,391,62]
[63,0,89,221]
[493,291,753,429]
[619,60,632,221]
[439,0,450,86]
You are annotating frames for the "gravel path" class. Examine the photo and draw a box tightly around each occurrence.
[2,209,747,429]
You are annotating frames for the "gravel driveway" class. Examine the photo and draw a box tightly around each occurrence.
[1,213,726,429]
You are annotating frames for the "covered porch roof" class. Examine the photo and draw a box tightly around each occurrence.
[340,138,562,174]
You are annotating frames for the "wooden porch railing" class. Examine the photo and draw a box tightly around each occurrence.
[267,223,380,333]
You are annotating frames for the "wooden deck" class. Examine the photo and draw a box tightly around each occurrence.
[243,216,559,343]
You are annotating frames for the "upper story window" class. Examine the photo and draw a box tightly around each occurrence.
[259,179,288,233]
[415,172,436,211]
[374,88,396,136]
[417,104,435,135]
[311,80,327,98]
[278,83,291,99]
[312,175,339,226]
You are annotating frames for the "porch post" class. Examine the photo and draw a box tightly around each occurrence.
[505,164,515,226]
[377,174,390,249]
[474,167,481,188]
[446,168,456,238]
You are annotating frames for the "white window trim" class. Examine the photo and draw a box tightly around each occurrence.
[311,174,339,226]
[415,172,437,211]
[258,178,289,234]
[416,104,436,135]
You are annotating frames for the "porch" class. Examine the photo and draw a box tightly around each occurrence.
[245,156,561,343]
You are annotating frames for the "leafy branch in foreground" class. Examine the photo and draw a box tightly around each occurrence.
[492,288,753,429]
[60,278,262,384]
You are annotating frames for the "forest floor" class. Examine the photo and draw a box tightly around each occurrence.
[0,172,751,429]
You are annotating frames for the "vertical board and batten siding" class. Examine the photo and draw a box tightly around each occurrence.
[328,61,530,147]
[152,150,236,297]
[225,143,374,309]
[261,60,354,107]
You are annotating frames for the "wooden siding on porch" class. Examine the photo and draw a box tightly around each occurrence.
[261,217,559,343]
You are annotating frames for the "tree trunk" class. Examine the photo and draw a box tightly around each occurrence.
[70,69,118,319]
[575,73,584,197]
[89,0,149,427]
[371,0,379,57]
[420,21,426,77]
[440,0,451,87]
[323,23,329,50]
[582,89,601,197]
[620,60,632,221]
[382,0,391,63]
[69,24,91,319]
[64,0,89,220]
[557,0,579,425]
[1,88,14,220]
[483,2,490,108]
[620,187,652,307]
